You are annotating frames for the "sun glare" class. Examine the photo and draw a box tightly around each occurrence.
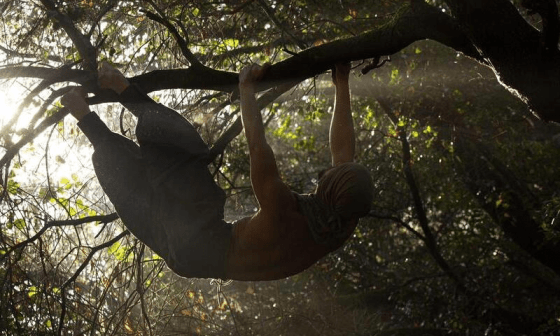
[0,86,17,128]
[0,84,33,131]
[0,90,10,126]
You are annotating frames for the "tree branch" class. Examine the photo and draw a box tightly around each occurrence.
[40,0,97,71]
[0,63,82,139]
[257,0,307,50]
[0,44,64,63]
[4,2,479,98]
[208,80,299,161]
[367,211,426,241]
[377,98,466,291]
[0,104,71,169]
[0,213,120,261]
[443,0,560,122]
[57,230,129,336]
[142,2,202,67]
[521,0,560,51]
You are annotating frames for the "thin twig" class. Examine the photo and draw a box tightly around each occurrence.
[57,230,129,336]
[142,3,202,67]
[136,244,153,336]
[1,213,119,260]
[367,211,425,241]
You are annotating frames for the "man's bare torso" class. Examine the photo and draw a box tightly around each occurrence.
[225,192,357,281]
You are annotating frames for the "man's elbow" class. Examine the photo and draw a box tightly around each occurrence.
[249,142,274,160]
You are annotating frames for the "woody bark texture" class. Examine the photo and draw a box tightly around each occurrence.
[443,0,560,122]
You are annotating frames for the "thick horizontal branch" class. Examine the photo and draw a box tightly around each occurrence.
[1,2,479,103]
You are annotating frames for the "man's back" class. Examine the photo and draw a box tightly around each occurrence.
[225,190,358,281]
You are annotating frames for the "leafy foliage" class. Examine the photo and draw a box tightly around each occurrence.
[1,0,560,335]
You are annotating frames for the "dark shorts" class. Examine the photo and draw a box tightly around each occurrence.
[78,85,232,279]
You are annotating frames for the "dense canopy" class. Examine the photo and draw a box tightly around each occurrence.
[1,0,560,335]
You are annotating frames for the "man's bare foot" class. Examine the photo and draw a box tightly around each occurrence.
[98,61,130,94]
[61,87,90,121]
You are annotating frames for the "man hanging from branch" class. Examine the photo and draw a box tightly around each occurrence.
[61,62,373,281]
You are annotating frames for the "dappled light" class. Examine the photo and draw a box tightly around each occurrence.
[1,0,560,335]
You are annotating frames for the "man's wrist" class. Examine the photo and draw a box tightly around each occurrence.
[239,83,256,93]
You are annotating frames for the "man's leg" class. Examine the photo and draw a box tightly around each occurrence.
[61,89,169,259]
[97,63,231,278]
[98,63,209,160]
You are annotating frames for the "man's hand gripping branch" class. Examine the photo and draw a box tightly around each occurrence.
[62,62,130,120]
[238,63,289,211]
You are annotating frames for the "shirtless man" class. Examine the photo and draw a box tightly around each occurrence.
[61,62,373,281]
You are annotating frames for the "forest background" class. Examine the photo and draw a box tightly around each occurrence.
[1,0,560,335]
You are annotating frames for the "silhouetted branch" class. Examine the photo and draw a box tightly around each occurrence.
[142,1,202,67]
[40,0,97,70]
[0,104,71,170]
[377,98,466,291]
[2,2,482,99]
[521,0,560,51]
[208,80,299,161]
[136,244,153,335]
[1,213,120,260]
[257,0,308,50]
[87,0,119,38]
[367,211,426,241]
[57,230,129,336]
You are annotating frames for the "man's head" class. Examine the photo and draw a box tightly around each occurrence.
[315,162,374,222]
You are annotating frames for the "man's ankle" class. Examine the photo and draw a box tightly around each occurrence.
[71,109,90,121]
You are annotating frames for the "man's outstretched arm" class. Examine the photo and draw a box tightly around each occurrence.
[239,64,291,211]
[329,63,355,166]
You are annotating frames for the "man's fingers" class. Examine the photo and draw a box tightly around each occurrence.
[240,62,272,84]
[257,62,271,80]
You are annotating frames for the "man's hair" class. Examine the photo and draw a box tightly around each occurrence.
[315,162,374,221]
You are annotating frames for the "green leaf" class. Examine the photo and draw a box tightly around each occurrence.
[108,241,121,255]
[424,125,433,134]
[28,286,38,298]
[13,219,26,230]
[222,38,239,48]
